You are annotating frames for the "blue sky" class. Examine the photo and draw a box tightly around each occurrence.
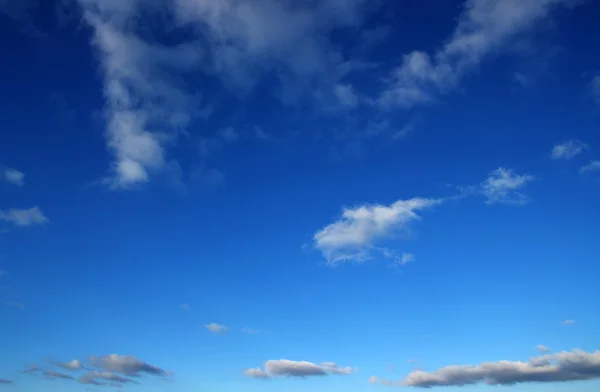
[1,0,600,391]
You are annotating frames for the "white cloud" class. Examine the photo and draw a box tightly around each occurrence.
[245,360,354,379]
[57,359,84,370]
[392,349,600,387]
[580,161,600,174]
[179,303,192,311]
[537,345,551,353]
[379,0,583,108]
[1,165,25,186]
[399,252,415,265]
[314,198,441,265]
[562,319,576,325]
[481,168,534,205]
[89,354,168,377]
[0,206,49,227]
[204,323,229,334]
[551,140,587,160]
[241,327,260,335]
[73,0,378,188]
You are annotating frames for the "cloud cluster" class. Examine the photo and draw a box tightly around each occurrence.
[19,354,170,389]
[245,359,354,379]
[73,0,377,188]
[0,206,49,227]
[0,165,24,186]
[551,140,587,160]
[314,197,441,265]
[480,168,533,205]
[371,349,600,388]
[379,0,583,108]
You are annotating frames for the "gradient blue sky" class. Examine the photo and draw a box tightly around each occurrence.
[1,0,600,391]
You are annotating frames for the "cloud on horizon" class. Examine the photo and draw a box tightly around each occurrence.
[370,349,600,388]
[245,359,354,379]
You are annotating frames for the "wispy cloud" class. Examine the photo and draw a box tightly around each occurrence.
[372,349,600,387]
[580,161,600,174]
[537,345,551,353]
[379,0,582,108]
[179,303,192,311]
[79,371,136,386]
[0,165,24,186]
[204,323,229,334]
[0,206,49,227]
[44,370,75,380]
[562,319,576,325]
[0,378,13,384]
[551,140,587,160]
[313,198,441,265]
[481,168,534,205]
[245,360,354,379]
[89,354,169,377]
[241,327,260,335]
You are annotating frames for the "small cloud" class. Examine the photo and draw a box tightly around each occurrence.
[6,301,25,309]
[241,327,260,335]
[536,345,551,353]
[79,371,137,385]
[551,140,587,160]
[562,319,576,326]
[369,376,394,386]
[204,323,229,334]
[407,359,419,364]
[1,165,25,186]
[245,360,354,379]
[399,252,415,265]
[57,359,84,371]
[513,72,532,87]
[89,354,169,377]
[44,370,75,380]
[179,303,192,311]
[0,206,49,227]
[334,83,359,108]
[217,127,240,143]
[481,168,534,206]
[313,197,441,265]
[580,161,600,174]
[0,378,13,384]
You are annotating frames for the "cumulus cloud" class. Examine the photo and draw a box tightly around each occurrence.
[0,206,49,227]
[580,161,600,174]
[204,323,229,334]
[245,360,354,379]
[0,165,24,186]
[379,0,583,108]
[314,197,441,265]
[89,354,168,377]
[551,140,587,160]
[480,168,533,205]
[395,349,600,388]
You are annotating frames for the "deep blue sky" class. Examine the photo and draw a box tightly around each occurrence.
[1,0,600,391]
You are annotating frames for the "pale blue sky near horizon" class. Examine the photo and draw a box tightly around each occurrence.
[1,0,600,391]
